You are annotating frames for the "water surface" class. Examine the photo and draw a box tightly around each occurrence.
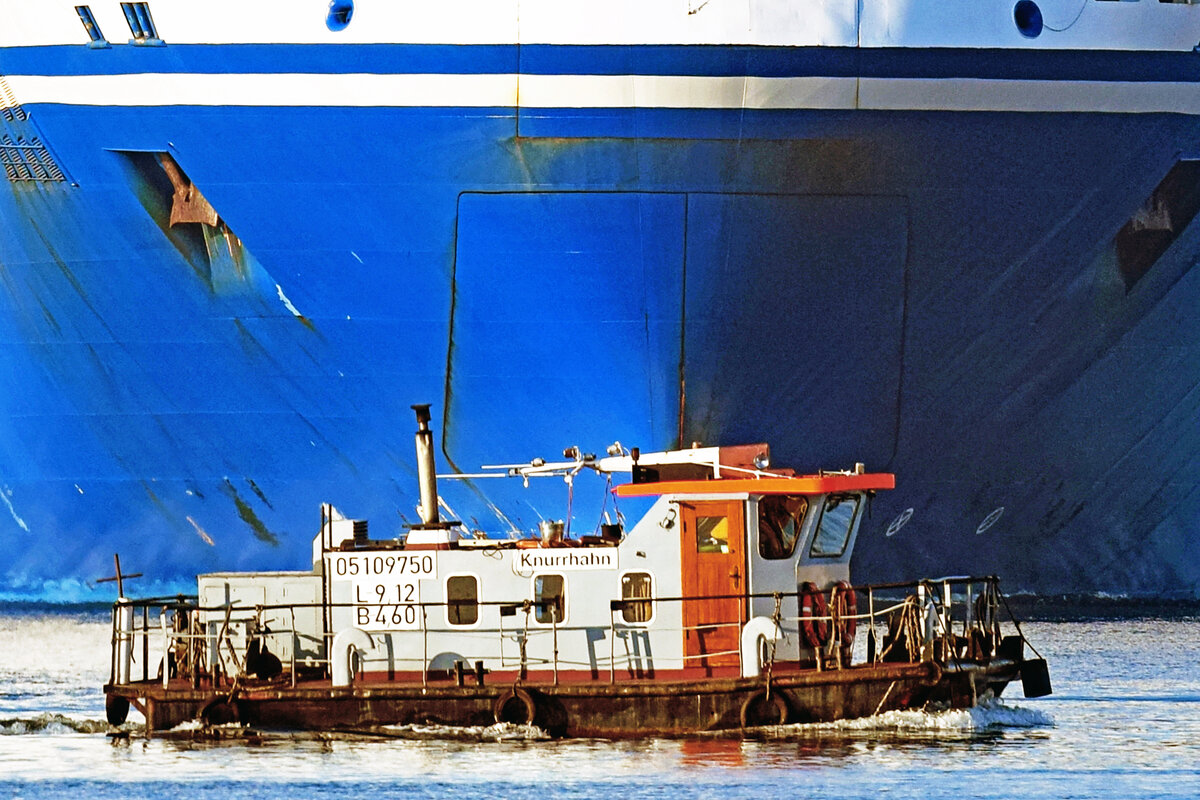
[1,606,1196,799]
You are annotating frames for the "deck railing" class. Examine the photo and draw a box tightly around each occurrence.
[108,576,1012,689]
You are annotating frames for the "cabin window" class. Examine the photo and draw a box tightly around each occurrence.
[446,575,478,626]
[695,515,730,553]
[809,494,860,558]
[534,574,565,624]
[620,572,653,623]
[758,496,808,559]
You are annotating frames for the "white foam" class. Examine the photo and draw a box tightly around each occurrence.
[169,719,207,732]
[379,721,550,741]
[802,699,1052,733]
[737,699,1053,738]
[0,713,112,736]
[845,704,1046,732]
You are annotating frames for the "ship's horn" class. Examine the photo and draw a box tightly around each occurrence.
[412,404,440,526]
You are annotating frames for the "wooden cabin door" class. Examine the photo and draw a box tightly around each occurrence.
[679,500,746,671]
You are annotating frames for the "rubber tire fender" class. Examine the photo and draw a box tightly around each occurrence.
[493,686,537,725]
[199,695,241,726]
[739,689,788,728]
[105,694,130,726]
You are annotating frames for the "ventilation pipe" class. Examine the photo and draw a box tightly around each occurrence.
[412,404,440,526]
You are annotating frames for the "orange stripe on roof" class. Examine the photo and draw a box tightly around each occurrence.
[613,474,896,498]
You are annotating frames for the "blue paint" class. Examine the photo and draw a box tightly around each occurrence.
[1014,2,1044,39]
[680,194,907,470]
[0,68,1198,598]
[447,191,685,502]
[3,43,1200,83]
[326,1,355,32]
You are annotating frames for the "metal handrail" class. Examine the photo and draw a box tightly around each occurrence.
[109,575,1007,685]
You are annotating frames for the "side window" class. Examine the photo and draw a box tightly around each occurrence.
[620,572,653,623]
[809,494,860,558]
[758,496,808,559]
[446,575,478,626]
[695,515,730,553]
[534,574,565,624]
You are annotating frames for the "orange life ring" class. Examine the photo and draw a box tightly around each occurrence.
[830,580,858,647]
[800,581,829,648]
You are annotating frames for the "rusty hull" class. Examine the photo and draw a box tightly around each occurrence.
[106,658,1018,738]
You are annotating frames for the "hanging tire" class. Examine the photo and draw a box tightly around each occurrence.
[105,694,130,726]
[199,695,240,726]
[493,686,537,725]
[740,689,788,728]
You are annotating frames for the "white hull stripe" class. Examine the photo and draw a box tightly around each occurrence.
[6,73,1200,115]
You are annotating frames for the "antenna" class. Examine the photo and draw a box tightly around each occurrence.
[96,553,143,599]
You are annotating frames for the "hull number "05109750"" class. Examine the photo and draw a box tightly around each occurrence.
[329,553,438,631]
[331,554,435,578]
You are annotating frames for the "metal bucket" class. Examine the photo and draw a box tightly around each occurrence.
[539,520,564,546]
[1020,657,1053,698]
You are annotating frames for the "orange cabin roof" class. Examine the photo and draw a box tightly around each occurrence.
[613,473,896,498]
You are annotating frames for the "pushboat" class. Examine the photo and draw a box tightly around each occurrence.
[103,405,1051,737]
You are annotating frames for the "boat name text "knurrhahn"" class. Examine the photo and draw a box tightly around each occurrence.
[514,551,617,571]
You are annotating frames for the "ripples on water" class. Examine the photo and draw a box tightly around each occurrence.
[1,605,1197,799]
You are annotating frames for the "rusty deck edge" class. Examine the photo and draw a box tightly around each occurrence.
[107,659,1017,704]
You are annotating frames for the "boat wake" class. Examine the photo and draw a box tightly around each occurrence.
[737,699,1053,738]
[0,713,116,735]
[816,699,1053,731]
[0,704,1047,740]
[152,719,552,743]
[376,722,552,741]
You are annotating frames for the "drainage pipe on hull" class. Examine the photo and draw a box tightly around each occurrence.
[412,404,440,526]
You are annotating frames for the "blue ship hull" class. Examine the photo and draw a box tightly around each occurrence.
[2,41,1199,599]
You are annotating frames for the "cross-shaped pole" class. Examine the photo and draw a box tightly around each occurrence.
[96,553,143,599]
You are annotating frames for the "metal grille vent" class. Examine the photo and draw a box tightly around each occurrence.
[1,135,66,182]
[1,75,66,183]
[0,75,28,123]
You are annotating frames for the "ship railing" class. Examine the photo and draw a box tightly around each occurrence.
[857,575,1010,666]
[108,595,199,687]
[108,576,1011,688]
[109,595,319,690]
[607,575,1010,677]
